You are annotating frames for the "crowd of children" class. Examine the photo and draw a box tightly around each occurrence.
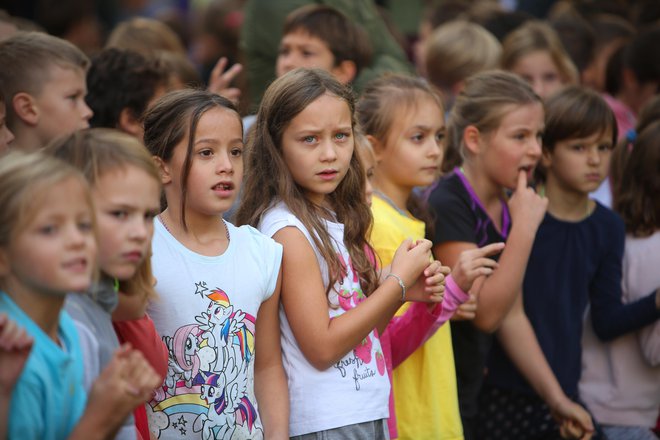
[0,1,659,439]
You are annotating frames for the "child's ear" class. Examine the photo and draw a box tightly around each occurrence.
[462,126,482,155]
[12,92,39,126]
[541,148,553,168]
[118,108,142,137]
[153,156,172,185]
[331,60,357,85]
[366,134,384,162]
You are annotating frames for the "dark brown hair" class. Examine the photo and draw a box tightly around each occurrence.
[283,5,372,76]
[235,68,377,297]
[613,120,660,237]
[142,89,241,230]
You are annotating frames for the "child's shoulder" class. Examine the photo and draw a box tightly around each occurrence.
[258,200,307,236]
[228,221,283,251]
[428,172,467,206]
[592,201,625,232]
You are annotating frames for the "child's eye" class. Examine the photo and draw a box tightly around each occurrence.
[334,132,349,142]
[366,167,375,180]
[513,133,526,141]
[111,210,128,220]
[302,135,317,144]
[571,144,585,151]
[230,147,243,157]
[39,224,57,235]
[411,133,424,142]
[302,51,314,58]
[598,143,614,152]
[435,132,446,143]
[78,221,93,232]
[199,149,213,157]
[145,211,158,221]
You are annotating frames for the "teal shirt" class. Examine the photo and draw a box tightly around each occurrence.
[1,293,87,440]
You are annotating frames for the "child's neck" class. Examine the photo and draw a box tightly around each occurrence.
[160,207,230,256]
[544,176,594,221]
[373,176,410,212]
[461,163,506,205]
[6,283,63,342]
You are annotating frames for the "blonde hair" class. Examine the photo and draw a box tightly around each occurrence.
[0,150,92,248]
[449,70,540,160]
[502,21,578,85]
[425,20,502,90]
[44,128,160,301]
[106,17,186,57]
[0,31,90,126]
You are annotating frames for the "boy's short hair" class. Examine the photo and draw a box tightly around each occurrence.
[425,20,501,90]
[283,5,372,75]
[0,31,90,124]
[86,48,168,128]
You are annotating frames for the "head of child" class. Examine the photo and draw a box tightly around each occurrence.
[0,93,15,153]
[0,32,93,151]
[45,129,161,318]
[236,67,377,295]
[86,48,168,140]
[424,20,502,109]
[0,151,95,325]
[613,120,660,237]
[449,70,544,191]
[539,86,617,195]
[275,5,372,84]
[356,74,445,204]
[143,89,243,230]
[502,21,578,99]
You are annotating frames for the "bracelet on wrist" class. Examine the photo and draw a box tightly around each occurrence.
[386,273,406,302]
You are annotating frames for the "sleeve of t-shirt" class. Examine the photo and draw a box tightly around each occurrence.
[113,314,169,382]
[429,183,477,245]
[589,213,660,341]
[249,227,283,303]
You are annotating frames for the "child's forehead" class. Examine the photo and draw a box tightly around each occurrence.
[282,27,331,48]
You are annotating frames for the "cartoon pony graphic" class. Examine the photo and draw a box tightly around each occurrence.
[194,357,261,439]
[161,324,216,396]
[196,289,254,371]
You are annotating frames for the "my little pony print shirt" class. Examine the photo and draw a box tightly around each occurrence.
[148,220,282,440]
[259,201,390,437]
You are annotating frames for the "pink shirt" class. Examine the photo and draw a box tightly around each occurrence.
[381,276,468,438]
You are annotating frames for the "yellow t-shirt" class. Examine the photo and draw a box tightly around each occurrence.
[370,195,463,440]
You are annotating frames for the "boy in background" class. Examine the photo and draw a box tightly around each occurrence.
[0,32,92,151]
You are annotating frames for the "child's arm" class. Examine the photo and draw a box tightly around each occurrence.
[274,227,434,370]
[387,243,504,367]
[496,294,594,439]
[254,268,289,439]
[0,314,32,440]
[639,288,660,366]
[434,172,547,332]
[68,344,161,440]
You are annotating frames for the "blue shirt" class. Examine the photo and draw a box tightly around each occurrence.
[1,292,87,440]
[486,203,660,397]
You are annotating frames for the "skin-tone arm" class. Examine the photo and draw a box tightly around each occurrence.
[0,314,32,440]
[68,345,162,440]
[496,294,594,440]
[433,172,547,332]
[274,227,435,371]
[254,269,289,439]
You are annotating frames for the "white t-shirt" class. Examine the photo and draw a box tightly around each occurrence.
[259,201,390,436]
[148,220,282,440]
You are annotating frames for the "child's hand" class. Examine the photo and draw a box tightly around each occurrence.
[87,344,161,424]
[0,313,33,396]
[452,242,505,292]
[451,293,477,321]
[551,398,594,440]
[406,260,450,303]
[508,170,548,233]
[390,239,433,293]
[207,57,242,105]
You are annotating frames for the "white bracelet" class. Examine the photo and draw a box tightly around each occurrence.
[386,273,406,302]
